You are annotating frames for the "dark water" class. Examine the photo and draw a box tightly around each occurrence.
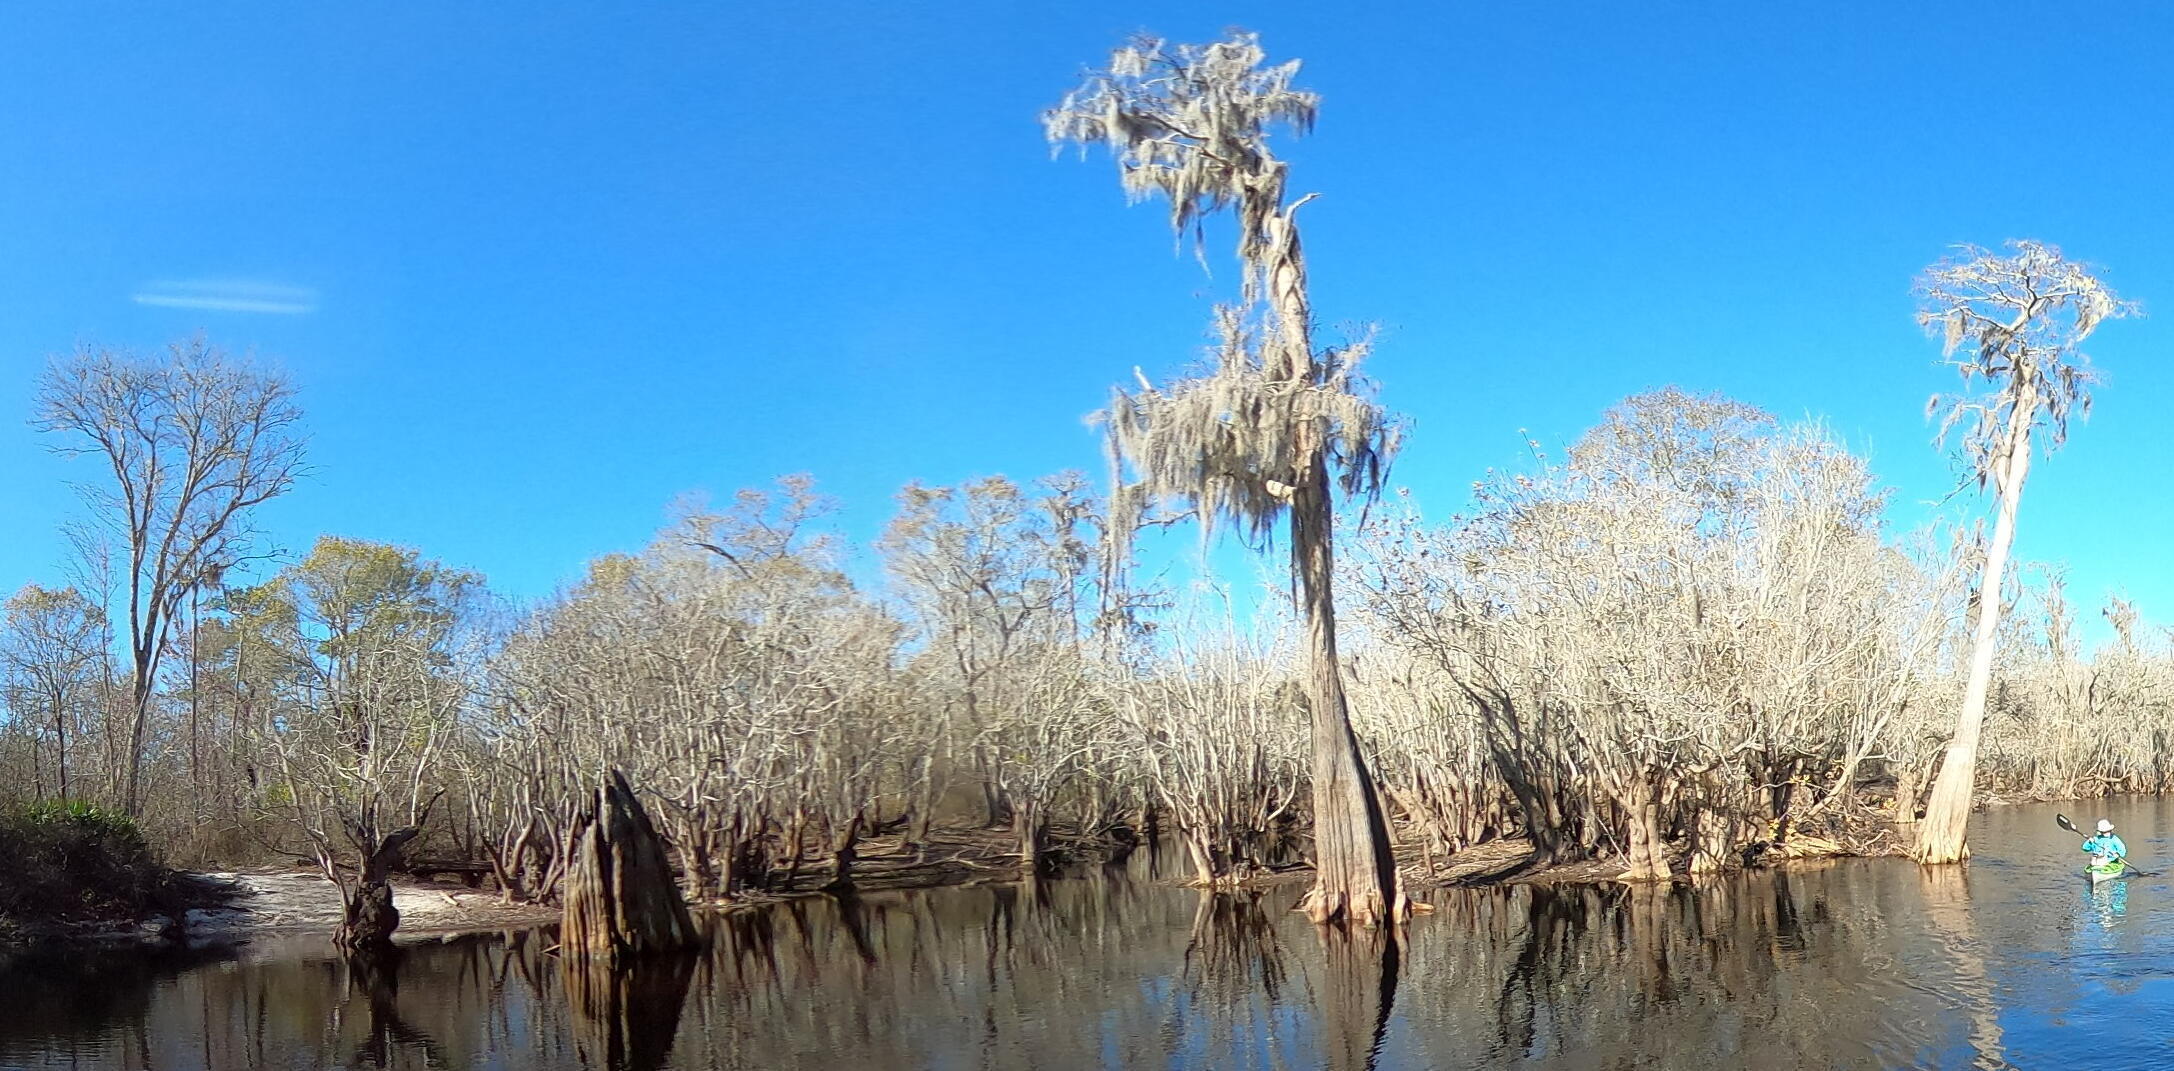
[7,798,2174,1070]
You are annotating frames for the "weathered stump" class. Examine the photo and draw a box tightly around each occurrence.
[562,769,698,963]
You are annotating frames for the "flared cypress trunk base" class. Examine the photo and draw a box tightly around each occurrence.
[1914,747,1976,864]
[335,881,400,951]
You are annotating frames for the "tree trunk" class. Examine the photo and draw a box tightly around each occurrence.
[1618,775,1671,882]
[336,825,424,951]
[1469,692,1561,865]
[489,815,538,905]
[122,667,151,817]
[52,697,68,802]
[1916,403,2034,864]
[1013,797,1047,872]
[1686,774,1739,875]
[189,587,201,794]
[1892,763,1924,824]
[1291,447,1408,927]
[823,810,864,890]
[1184,828,1220,887]
[907,754,939,861]
[1687,805,1731,875]
[562,769,698,963]
[976,745,1006,828]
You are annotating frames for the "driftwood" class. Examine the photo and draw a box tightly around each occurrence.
[561,769,699,963]
[397,858,493,887]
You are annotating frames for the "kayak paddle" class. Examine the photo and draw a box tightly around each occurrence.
[2057,813,2159,877]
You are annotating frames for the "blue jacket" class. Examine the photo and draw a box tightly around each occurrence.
[2083,833,2128,861]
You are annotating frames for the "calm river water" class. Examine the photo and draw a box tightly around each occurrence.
[6,798,2174,1070]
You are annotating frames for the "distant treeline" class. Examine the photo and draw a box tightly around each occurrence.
[2,354,2155,900]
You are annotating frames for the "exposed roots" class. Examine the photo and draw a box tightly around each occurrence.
[1297,885,1413,928]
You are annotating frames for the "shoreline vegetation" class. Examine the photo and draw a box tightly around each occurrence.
[2,34,2153,956]
[0,785,2087,953]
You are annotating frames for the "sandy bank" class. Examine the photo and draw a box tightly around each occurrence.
[59,868,559,947]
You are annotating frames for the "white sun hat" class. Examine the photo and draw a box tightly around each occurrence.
[2098,819,2116,833]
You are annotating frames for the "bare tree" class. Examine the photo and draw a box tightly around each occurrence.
[1912,241,2136,864]
[0,584,109,801]
[1047,33,1407,926]
[32,339,306,816]
[244,536,479,946]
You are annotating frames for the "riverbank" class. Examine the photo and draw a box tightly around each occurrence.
[12,823,1096,947]
[8,867,560,950]
[0,802,175,948]
[188,870,560,936]
[1405,805,1916,889]
[0,806,1968,949]
[1402,834,1898,890]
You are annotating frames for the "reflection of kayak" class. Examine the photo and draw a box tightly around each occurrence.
[2087,860,2127,883]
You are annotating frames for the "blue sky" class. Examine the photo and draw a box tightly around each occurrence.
[3,3,2170,643]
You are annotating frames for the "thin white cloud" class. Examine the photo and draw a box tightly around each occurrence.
[131,280,319,315]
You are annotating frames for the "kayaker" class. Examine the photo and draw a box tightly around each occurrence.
[2083,819,2128,870]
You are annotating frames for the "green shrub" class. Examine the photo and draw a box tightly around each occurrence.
[0,801,164,935]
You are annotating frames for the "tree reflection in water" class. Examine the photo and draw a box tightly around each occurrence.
[1314,920,1400,1071]
[1184,890,1286,1003]
[1917,863,2007,1071]
[562,948,697,1071]
[342,946,446,1068]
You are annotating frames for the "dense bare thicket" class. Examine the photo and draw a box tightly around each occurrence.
[6,383,2174,897]
[880,475,1131,867]
[1350,391,1970,879]
[483,480,907,902]
[1971,579,2174,800]
[455,473,1137,907]
[1115,619,1308,886]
